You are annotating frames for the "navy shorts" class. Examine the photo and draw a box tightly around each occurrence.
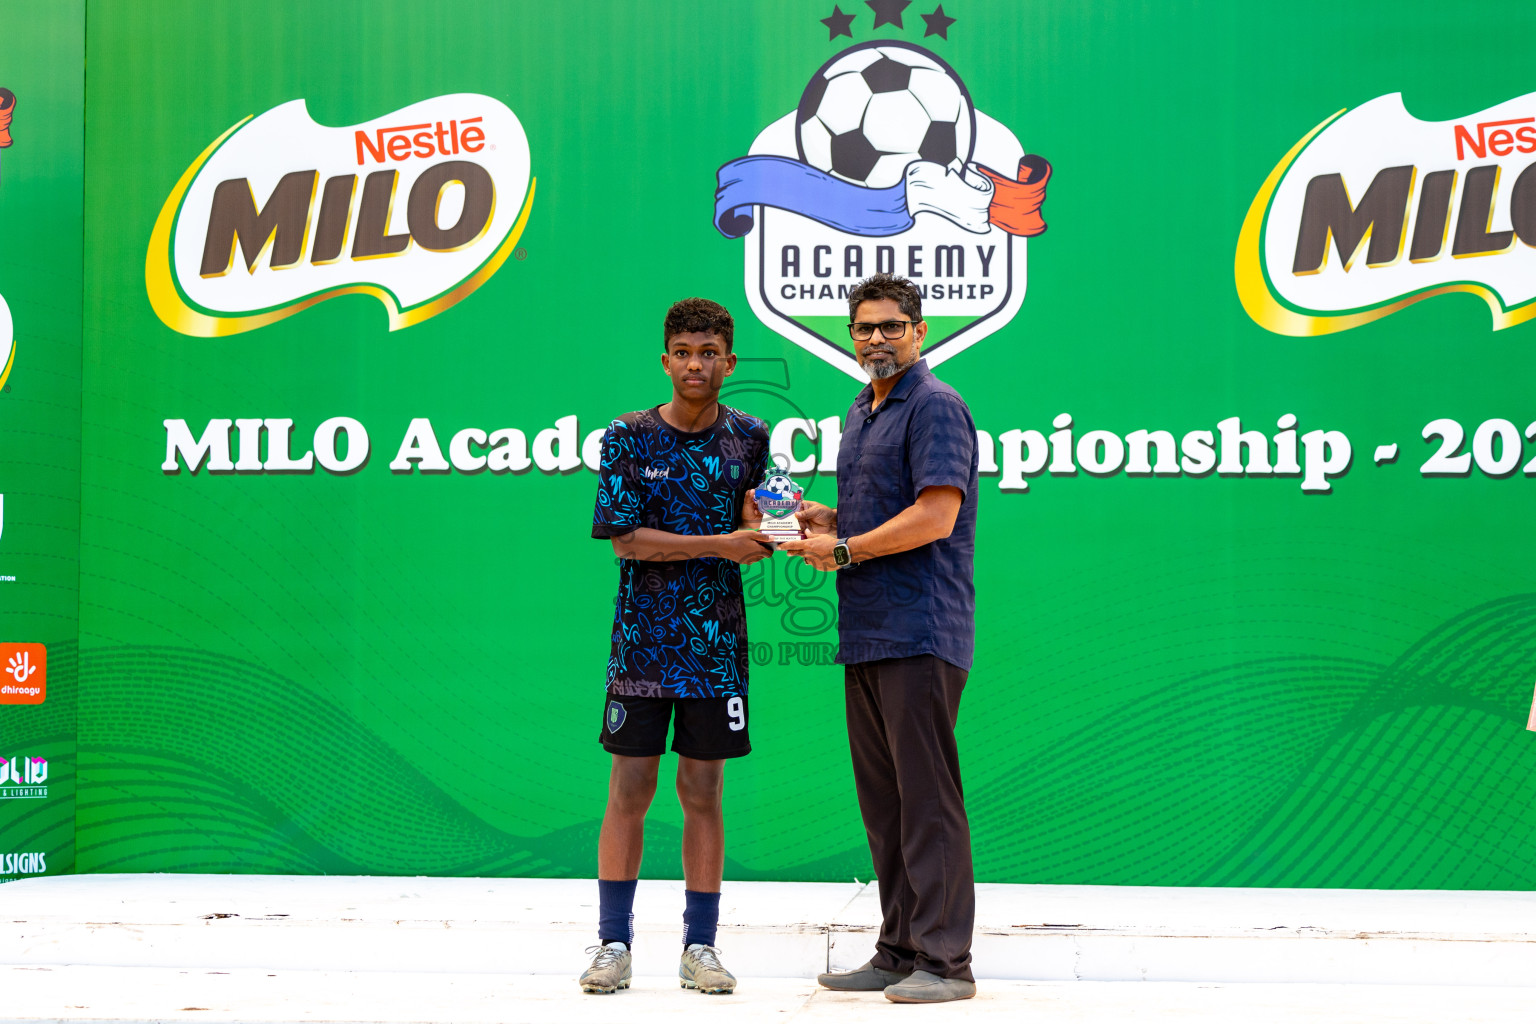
[599,692,751,760]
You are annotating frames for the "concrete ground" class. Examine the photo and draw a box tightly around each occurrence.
[3,968,1532,1023]
[3,874,1533,1023]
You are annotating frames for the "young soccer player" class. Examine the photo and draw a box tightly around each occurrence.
[581,298,773,995]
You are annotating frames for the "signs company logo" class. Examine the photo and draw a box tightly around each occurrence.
[147,94,535,337]
[1238,91,1536,336]
[0,852,46,878]
[0,756,47,800]
[0,643,45,704]
[714,40,1051,380]
[606,700,627,732]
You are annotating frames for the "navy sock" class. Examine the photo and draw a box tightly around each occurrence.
[682,889,721,948]
[597,878,637,947]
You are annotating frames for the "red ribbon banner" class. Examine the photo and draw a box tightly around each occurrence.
[0,88,16,148]
[977,155,1050,237]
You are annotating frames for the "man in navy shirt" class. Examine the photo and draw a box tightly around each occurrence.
[784,274,979,1003]
[583,298,773,996]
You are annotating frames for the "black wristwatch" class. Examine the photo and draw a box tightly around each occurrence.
[832,538,853,568]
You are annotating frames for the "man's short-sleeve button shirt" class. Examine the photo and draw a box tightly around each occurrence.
[592,405,770,699]
[835,359,979,670]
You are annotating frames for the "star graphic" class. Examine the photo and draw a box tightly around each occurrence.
[866,0,911,30]
[821,4,856,39]
[921,4,956,39]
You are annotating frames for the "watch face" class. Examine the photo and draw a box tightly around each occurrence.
[833,543,851,566]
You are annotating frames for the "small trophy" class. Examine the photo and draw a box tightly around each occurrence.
[753,468,805,544]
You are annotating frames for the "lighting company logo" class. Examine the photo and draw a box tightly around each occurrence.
[714,34,1051,380]
[0,755,47,800]
[0,642,45,704]
[1238,91,1536,336]
[147,94,535,336]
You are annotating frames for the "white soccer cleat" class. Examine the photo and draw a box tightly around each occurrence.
[579,942,632,994]
[679,943,737,994]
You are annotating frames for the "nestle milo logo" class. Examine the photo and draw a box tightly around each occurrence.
[354,117,488,164]
[1238,90,1536,336]
[148,94,535,337]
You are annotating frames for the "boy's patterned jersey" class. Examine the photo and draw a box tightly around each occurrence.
[592,405,770,698]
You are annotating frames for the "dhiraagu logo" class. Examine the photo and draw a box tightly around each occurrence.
[0,643,45,705]
[147,93,535,336]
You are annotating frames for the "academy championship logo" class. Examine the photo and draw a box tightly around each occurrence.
[147,94,534,336]
[1238,91,1536,335]
[714,37,1050,379]
[755,469,804,520]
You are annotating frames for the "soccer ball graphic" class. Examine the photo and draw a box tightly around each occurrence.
[761,473,800,500]
[796,43,975,190]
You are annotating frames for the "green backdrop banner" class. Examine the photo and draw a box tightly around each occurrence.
[0,0,83,882]
[4,0,1536,887]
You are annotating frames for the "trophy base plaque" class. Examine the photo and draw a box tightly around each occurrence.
[758,517,804,544]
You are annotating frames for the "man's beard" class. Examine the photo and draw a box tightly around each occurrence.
[859,345,918,381]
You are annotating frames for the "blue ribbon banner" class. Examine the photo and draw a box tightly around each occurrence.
[714,155,914,239]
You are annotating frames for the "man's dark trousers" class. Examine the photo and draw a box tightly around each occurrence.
[845,654,974,982]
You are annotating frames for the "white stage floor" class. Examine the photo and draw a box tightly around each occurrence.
[2,874,1533,1022]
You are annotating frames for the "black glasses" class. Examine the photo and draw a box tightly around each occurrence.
[848,320,919,341]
